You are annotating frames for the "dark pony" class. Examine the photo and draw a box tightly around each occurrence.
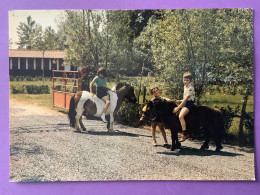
[141,98,224,151]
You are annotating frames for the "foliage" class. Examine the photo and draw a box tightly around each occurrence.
[10,84,50,94]
[219,105,240,133]
[244,112,254,133]
[10,76,52,82]
[17,16,39,49]
[25,85,50,94]
[117,102,143,127]
[242,112,254,146]
[134,9,253,100]
[16,16,62,50]
[11,85,27,94]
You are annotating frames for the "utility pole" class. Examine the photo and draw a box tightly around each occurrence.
[42,50,45,82]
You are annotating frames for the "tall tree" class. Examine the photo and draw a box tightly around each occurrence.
[17,16,41,49]
[218,9,253,141]
[42,26,60,50]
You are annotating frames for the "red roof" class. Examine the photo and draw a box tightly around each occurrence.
[9,49,66,59]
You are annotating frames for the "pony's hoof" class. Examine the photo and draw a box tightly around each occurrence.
[170,147,175,151]
[216,146,223,152]
[82,128,87,132]
[176,142,181,149]
[200,145,209,150]
[108,129,114,132]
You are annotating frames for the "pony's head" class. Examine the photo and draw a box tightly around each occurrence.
[140,98,177,123]
[116,83,137,103]
[140,100,153,123]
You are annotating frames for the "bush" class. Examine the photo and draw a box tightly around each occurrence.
[26,85,50,94]
[9,76,14,81]
[244,112,254,132]
[219,105,240,133]
[25,76,33,81]
[11,85,26,94]
[10,84,50,94]
[243,112,254,145]
[117,102,143,127]
[54,85,62,91]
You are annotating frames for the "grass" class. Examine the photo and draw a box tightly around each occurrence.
[200,93,254,113]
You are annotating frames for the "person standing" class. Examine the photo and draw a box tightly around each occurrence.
[148,86,169,147]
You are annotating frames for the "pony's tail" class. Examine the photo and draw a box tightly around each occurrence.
[68,95,76,128]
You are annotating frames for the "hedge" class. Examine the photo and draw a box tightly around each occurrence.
[10,84,50,94]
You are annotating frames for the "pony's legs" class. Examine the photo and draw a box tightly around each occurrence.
[214,129,223,151]
[108,112,114,132]
[215,140,223,152]
[75,107,84,132]
[170,129,180,151]
[200,139,209,150]
[79,116,86,131]
[215,119,224,152]
[200,126,210,150]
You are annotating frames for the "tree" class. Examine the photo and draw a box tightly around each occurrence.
[42,26,60,50]
[57,10,98,73]
[9,38,13,49]
[17,16,42,49]
[134,9,254,143]
[217,9,253,142]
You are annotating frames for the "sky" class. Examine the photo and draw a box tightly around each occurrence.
[9,10,65,49]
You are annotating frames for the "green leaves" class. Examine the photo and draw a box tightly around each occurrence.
[134,9,253,100]
[17,15,62,51]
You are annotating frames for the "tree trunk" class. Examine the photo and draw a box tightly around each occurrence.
[238,94,248,144]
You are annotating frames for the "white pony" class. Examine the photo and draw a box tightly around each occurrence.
[68,83,137,132]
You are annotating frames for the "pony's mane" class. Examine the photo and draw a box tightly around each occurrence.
[116,82,128,90]
[111,82,128,92]
[151,97,177,111]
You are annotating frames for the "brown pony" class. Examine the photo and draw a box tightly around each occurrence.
[68,83,137,132]
[140,98,224,152]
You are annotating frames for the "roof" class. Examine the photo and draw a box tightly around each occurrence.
[9,49,66,59]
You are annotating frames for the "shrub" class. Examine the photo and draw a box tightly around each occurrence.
[11,85,26,94]
[10,84,50,94]
[244,112,254,132]
[54,85,62,91]
[16,76,25,81]
[243,112,254,145]
[9,76,14,81]
[25,85,50,94]
[219,105,240,133]
[26,76,33,81]
[117,102,142,127]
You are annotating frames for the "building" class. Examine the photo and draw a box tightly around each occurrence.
[9,49,74,77]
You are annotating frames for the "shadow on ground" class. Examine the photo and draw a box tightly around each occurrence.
[157,146,243,157]
[74,129,151,138]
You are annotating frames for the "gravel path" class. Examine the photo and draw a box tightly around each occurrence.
[10,98,255,181]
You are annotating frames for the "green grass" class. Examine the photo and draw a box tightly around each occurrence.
[200,93,253,113]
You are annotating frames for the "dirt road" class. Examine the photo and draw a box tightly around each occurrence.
[9,98,255,181]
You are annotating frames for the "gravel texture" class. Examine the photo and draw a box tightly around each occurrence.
[10,98,255,182]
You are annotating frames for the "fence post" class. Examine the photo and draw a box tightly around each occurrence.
[143,86,146,104]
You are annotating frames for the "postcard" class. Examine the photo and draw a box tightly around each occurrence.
[9,9,255,182]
